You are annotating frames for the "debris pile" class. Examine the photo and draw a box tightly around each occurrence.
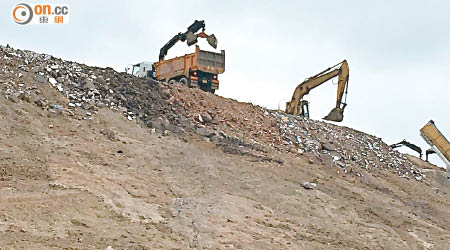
[273,112,424,180]
[0,45,174,126]
[0,45,424,180]
[168,83,424,180]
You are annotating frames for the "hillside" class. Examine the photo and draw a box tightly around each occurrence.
[1,45,450,249]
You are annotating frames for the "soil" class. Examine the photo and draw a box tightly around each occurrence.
[1,45,450,249]
[1,93,450,249]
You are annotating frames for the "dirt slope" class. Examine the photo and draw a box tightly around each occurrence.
[1,46,450,249]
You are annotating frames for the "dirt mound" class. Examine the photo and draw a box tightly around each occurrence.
[0,45,174,126]
[0,45,425,180]
[169,83,423,180]
[1,45,450,249]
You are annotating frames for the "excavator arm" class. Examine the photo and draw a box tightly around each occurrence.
[390,140,423,158]
[285,60,350,122]
[159,20,217,61]
[327,60,349,121]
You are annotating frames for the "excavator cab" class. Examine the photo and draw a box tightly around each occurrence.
[285,100,310,118]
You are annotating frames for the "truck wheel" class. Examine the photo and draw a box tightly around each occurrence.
[209,89,215,94]
[179,77,189,86]
[168,79,177,85]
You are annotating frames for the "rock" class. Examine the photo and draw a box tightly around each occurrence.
[34,98,46,107]
[82,79,95,90]
[200,112,213,123]
[119,94,127,102]
[175,126,186,135]
[49,77,57,86]
[47,109,61,118]
[300,182,317,190]
[35,74,48,83]
[150,119,163,130]
[197,114,203,123]
[18,92,30,102]
[161,118,170,129]
[7,95,19,103]
[100,129,116,141]
[334,160,346,168]
[321,142,337,151]
[195,127,214,137]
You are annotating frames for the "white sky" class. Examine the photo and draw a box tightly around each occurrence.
[2,0,449,166]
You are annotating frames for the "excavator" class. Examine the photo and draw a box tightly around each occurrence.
[390,140,423,158]
[159,20,217,61]
[285,60,349,122]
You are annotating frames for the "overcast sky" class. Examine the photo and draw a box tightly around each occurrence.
[2,0,449,166]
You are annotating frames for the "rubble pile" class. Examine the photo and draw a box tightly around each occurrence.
[0,45,174,126]
[170,85,280,145]
[168,84,424,180]
[273,112,424,180]
[0,45,424,180]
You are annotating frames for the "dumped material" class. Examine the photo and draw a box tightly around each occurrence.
[0,45,425,181]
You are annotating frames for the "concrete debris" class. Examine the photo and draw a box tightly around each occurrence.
[0,45,425,181]
[200,112,213,123]
[300,181,317,190]
[0,45,174,127]
[35,74,48,83]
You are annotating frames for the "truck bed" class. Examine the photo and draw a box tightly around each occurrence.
[198,50,225,73]
[154,46,225,81]
[420,120,450,168]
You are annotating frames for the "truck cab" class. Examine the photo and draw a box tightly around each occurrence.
[126,61,155,79]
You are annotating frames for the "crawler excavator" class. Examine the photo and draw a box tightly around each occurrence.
[285,60,349,122]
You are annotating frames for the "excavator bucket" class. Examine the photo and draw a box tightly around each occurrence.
[186,32,217,49]
[323,107,344,122]
[186,31,198,46]
[207,34,217,49]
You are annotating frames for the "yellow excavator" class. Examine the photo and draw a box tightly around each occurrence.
[285,60,349,122]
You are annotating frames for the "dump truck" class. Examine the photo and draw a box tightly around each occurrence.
[126,20,225,93]
[420,120,450,169]
[153,45,224,93]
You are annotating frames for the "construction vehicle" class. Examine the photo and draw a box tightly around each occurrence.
[390,140,423,158]
[126,20,225,93]
[285,60,350,122]
[420,120,450,169]
[153,45,224,93]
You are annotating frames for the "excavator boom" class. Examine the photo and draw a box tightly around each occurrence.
[286,68,340,115]
[285,60,350,122]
